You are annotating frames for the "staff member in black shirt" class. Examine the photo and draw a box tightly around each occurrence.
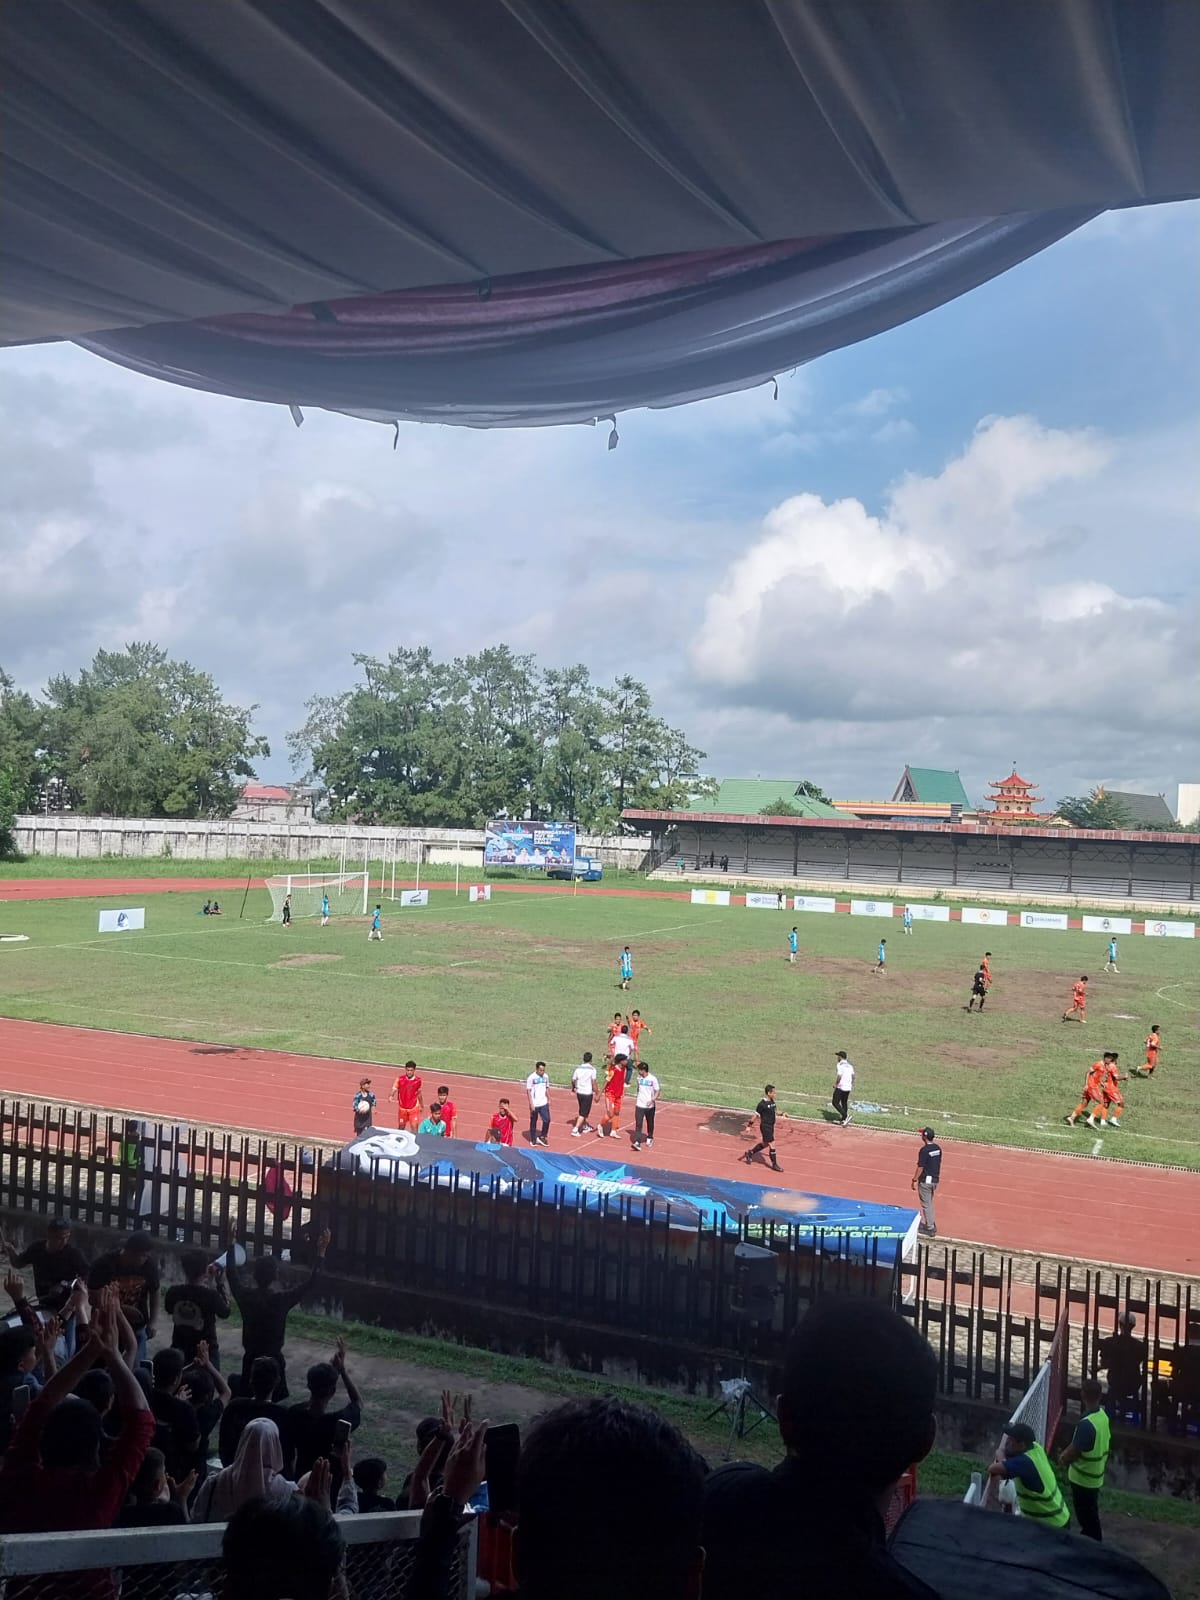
[2,1218,89,1314]
[225,1223,330,1399]
[912,1128,942,1237]
[742,1085,782,1174]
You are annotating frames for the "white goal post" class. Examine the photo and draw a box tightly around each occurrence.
[265,871,368,922]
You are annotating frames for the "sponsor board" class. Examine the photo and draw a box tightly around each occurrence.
[960,908,1009,925]
[98,908,145,933]
[792,895,836,913]
[691,889,731,906]
[398,889,429,908]
[905,904,951,923]
[1081,915,1132,935]
[468,885,491,903]
[745,892,784,909]
[850,900,894,918]
[1021,911,1069,930]
[1143,920,1195,938]
[484,819,576,869]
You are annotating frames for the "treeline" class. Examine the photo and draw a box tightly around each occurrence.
[0,645,268,828]
[288,645,706,829]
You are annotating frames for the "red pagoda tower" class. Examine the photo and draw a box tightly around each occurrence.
[985,766,1045,825]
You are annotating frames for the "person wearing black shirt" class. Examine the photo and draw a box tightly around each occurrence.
[287,1339,362,1494]
[225,1224,330,1399]
[967,968,988,1011]
[742,1084,782,1173]
[1094,1311,1146,1414]
[149,1347,202,1484]
[353,1455,396,1513]
[219,1355,293,1467]
[88,1233,161,1362]
[3,1218,89,1314]
[912,1128,942,1237]
[164,1249,231,1366]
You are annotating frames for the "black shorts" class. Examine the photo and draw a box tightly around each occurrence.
[576,1094,594,1118]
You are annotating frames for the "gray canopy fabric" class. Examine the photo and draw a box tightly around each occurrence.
[3,0,1198,424]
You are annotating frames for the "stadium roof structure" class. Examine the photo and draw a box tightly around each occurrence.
[892,767,972,808]
[1097,789,1176,827]
[688,780,843,819]
[3,0,1199,429]
[624,808,1200,848]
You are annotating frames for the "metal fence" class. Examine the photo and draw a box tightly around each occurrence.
[0,1514,476,1600]
[2,1100,1196,1436]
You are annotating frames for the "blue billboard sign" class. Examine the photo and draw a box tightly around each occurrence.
[484,819,575,868]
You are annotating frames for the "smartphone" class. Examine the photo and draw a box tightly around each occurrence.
[333,1416,353,1449]
[484,1423,521,1518]
[10,1385,31,1421]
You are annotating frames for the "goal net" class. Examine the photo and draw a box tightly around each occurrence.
[964,1309,1069,1509]
[265,871,367,922]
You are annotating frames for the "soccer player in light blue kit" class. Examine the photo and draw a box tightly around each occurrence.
[1103,936,1119,975]
[321,892,330,927]
[788,926,799,965]
[619,945,633,991]
[873,937,887,976]
[369,904,383,941]
[902,905,913,935]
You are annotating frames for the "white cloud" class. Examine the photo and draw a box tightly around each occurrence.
[839,385,907,419]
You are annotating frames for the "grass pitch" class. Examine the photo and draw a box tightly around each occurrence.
[1,869,1197,1169]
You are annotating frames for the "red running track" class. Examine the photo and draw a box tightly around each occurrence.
[1,1017,1196,1278]
[0,875,692,904]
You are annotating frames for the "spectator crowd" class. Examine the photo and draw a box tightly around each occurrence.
[0,1216,1178,1600]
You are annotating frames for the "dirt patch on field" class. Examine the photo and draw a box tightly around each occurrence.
[926,1041,1016,1072]
[381,965,442,977]
[272,953,343,969]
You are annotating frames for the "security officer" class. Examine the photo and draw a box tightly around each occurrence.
[987,1421,1069,1530]
[1059,1377,1111,1540]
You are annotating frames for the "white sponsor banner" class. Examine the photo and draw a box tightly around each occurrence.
[1143,919,1195,938]
[691,888,731,906]
[745,892,782,909]
[906,904,950,923]
[793,895,836,913]
[398,889,429,908]
[468,885,491,902]
[961,907,1009,926]
[1082,915,1132,935]
[98,908,145,933]
[850,900,893,918]
[1020,911,1069,930]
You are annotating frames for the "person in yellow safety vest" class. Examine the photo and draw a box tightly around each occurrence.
[987,1421,1069,1530]
[1058,1377,1111,1541]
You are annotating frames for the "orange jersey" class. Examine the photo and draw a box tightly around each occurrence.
[629,1018,650,1043]
[1083,1062,1106,1101]
[1145,1032,1160,1059]
[604,1064,626,1100]
[981,958,992,980]
[1070,982,1087,1009]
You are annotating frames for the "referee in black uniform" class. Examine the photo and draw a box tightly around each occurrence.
[743,1085,782,1173]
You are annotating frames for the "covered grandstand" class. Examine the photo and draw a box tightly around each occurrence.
[625,809,1200,911]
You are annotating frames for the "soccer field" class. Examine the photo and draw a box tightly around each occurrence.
[1,881,1197,1169]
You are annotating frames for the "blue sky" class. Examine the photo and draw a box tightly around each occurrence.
[1,200,1196,813]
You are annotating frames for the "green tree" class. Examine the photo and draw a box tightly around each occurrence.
[796,779,832,803]
[760,797,802,817]
[0,769,18,858]
[41,644,268,817]
[0,668,48,810]
[1055,788,1133,830]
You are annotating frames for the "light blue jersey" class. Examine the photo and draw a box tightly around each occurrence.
[789,930,798,954]
[878,941,887,964]
[903,908,913,927]
[1109,938,1118,961]
[372,909,381,931]
[619,950,633,979]
[322,895,330,917]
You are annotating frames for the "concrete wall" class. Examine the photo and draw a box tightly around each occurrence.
[13,814,652,871]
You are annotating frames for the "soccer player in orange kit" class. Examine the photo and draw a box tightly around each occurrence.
[601,1056,626,1138]
[1101,1053,1129,1129]
[1061,975,1088,1023]
[1065,1055,1109,1128]
[1133,1025,1161,1078]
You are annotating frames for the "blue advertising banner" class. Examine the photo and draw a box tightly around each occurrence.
[484,819,576,868]
[329,1130,919,1262]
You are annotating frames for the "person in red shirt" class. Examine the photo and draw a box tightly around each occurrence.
[432,1085,457,1138]
[601,1058,626,1138]
[1134,1025,1161,1078]
[0,1287,156,1598]
[489,1098,515,1146]
[389,1061,423,1132]
[628,1010,652,1062]
[1065,1056,1109,1128]
[1061,975,1088,1023]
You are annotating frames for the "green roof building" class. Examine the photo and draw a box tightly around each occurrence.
[687,780,843,818]
[891,766,972,809]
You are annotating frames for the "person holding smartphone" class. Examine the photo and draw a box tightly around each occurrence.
[286,1336,362,1494]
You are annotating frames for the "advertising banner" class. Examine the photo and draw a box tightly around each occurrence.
[1020,911,1069,930]
[484,820,575,868]
[1143,920,1195,938]
[906,904,951,923]
[691,889,731,906]
[1081,915,1132,935]
[329,1130,918,1258]
[398,889,429,908]
[98,908,145,933]
[961,907,1009,926]
[792,895,836,913]
[468,885,491,903]
[850,900,893,918]
[745,892,783,909]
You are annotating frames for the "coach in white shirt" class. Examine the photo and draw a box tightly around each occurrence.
[526,1061,551,1146]
[571,1053,598,1136]
[610,1029,635,1088]
[631,1063,660,1151]
[831,1051,855,1126]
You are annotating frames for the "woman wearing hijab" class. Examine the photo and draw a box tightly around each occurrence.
[192,1416,296,1522]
